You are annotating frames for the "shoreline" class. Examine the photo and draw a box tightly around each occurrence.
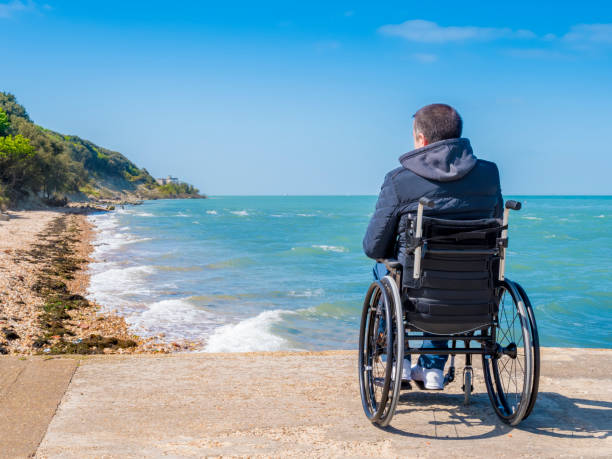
[0,208,178,355]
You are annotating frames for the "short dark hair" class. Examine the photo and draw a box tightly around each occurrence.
[413,104,463,143]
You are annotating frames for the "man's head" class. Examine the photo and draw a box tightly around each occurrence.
[413,104,463,149]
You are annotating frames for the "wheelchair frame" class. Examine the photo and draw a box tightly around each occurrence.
[359,198,540,427]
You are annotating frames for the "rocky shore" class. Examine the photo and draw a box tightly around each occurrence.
[0,209,176,355]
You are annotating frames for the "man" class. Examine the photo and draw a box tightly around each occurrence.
[363,103,503,389]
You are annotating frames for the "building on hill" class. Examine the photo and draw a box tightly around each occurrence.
[156,175,179,185]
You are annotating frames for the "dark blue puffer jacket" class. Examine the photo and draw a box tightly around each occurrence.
[363,137,503,265]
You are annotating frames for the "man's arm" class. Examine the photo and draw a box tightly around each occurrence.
[362,172,400,259]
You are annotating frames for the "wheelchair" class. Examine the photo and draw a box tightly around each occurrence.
[358,198,539,427]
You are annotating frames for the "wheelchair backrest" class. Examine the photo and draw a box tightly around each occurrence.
[402,215,503,334]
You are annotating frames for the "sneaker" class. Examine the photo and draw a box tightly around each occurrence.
[381,356,411,382]
[411,364,444,390]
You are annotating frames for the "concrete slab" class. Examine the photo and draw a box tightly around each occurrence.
[0,357,77,459]
[35,348,611,458]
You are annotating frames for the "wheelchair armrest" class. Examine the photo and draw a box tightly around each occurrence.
[376,258,403,271]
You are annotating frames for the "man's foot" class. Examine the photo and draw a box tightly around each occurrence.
[383,356,412,384]
[411,364,444,390]
[395,358,412,382]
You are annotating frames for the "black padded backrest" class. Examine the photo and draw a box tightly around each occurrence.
[402,216,503,334]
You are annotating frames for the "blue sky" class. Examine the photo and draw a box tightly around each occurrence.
[1,1,611,195]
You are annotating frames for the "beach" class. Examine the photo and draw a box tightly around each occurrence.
[0,209,169,356]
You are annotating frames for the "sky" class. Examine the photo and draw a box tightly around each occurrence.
[1,1,611,195]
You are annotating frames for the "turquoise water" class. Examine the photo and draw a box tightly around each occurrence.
[87,196,612,351]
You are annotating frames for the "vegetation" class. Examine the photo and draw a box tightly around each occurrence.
[0,92,203,206]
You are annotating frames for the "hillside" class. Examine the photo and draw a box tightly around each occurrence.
[0,92,204,208]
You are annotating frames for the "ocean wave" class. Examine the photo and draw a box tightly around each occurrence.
[522,216,542,221]
[595,214,605,218]
[206,210,218,215]
[230,210,249,216]
[87,265,156,306]
[128,298,219,341]
[134,212,155,217]
[312,244,347,253]
[297,213,316,217]
[297,301,356,320]
[288,288,324,298]
[175,212,190,217]
[204,309,295,353]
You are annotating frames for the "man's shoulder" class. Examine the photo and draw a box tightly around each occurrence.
[385,165,414,182]
[475,158,499,172]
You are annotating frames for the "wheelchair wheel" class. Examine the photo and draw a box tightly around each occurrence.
[358,277,404,426]
[482,280,535,426]
[514,281,540,420]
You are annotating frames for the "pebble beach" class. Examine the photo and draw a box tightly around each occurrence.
[0,209,170,355]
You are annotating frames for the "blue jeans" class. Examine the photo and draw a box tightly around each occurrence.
[373,262,448,371]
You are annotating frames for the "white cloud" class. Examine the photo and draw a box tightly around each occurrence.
[379,19,536,43]
[563,23,612,45]
[0,0,35,18]
[412,53,438,63]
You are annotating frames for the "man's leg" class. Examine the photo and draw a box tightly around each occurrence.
[410,334,448,389]
[417,334,449,371]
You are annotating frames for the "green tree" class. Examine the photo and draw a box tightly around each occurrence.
[0,134,36,189]
[0,109,9,136]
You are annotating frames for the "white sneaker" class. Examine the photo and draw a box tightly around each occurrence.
[381,356,412,381]
[397,358,412,381]
[411,364,444,390]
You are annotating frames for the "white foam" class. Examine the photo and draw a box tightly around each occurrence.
[204,309,293,353]
[206,210,218,215]
[134,212,155,217]
[128,298,218,341]
[297,213,316,217]
[312,244,347,253]
[176,212,189,217]
[230,210,249,216]
[595,214,605,218]
[522,216,542,221]
[87,265,156,306]
[289,288,324,297]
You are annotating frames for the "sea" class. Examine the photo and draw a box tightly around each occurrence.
[86,196,611,351]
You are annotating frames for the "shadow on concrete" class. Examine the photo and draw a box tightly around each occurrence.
[382,391,612,440]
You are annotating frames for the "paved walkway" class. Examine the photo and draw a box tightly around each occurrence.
[1,348,610,458]
[0,357,77,458]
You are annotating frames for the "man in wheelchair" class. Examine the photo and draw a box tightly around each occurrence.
[363,103,503,390]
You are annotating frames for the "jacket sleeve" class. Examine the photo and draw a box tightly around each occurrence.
[492,164,504,219]
[362,172,400,259]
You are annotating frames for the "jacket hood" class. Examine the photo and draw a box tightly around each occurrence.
[398,137,477,182]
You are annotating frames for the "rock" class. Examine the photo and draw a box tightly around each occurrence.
[2,328,20,340]
[79,322,90,330]
[0,346,8,355]
[0,213,10,221]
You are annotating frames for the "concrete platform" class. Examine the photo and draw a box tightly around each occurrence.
[0,357,77,459]
[1,348,610,458]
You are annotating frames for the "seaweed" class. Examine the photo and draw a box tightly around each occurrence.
[27,215,137,354]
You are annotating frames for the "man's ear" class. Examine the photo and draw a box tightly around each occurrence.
[415,131,428,148]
